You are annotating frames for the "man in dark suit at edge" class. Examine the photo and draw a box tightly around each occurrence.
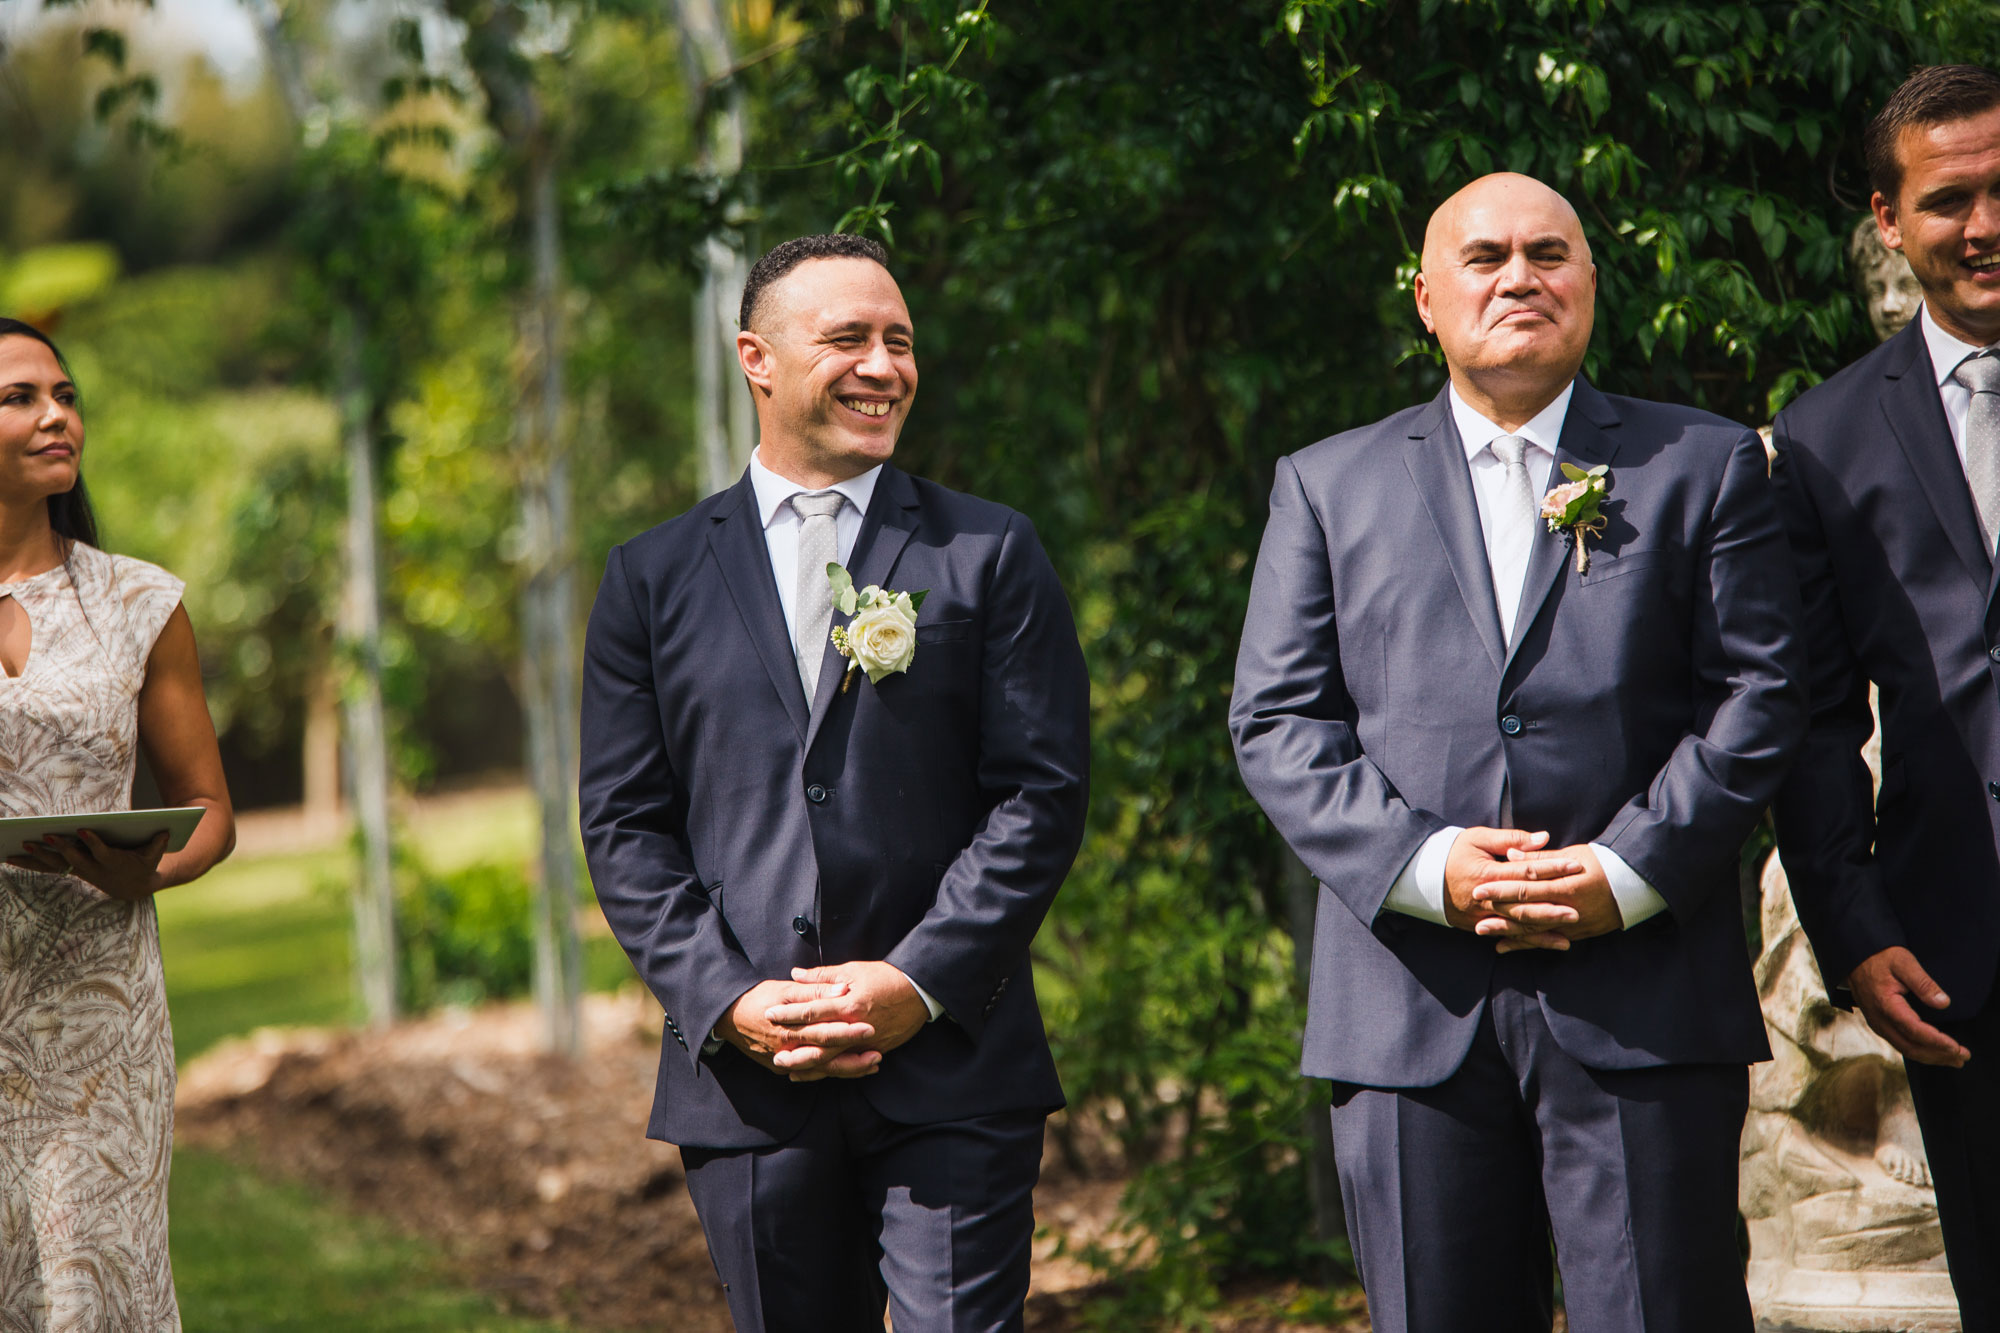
[1231,174,1806,1331]
[1770,64,2000,1329]
[579,233,1090,1333]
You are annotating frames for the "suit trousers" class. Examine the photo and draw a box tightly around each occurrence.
[1327,956,1752,1333]
[679,1082,1046,1333]
[1906,995,2000,1333]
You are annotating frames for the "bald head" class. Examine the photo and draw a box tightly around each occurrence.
[1414,173,1597,429]
[1421,173,1590,272]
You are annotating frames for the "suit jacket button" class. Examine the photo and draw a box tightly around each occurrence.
[1989,645,2000,663]
[1500,714,1524,736]
[1989,781,2000,802]
[806,784,828,803]
[793,915,811,936]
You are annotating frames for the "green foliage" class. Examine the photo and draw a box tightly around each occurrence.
[397,856,538,1012]
[770,0,2000,1319]
[0,241,119,320]
[55,260,343,747]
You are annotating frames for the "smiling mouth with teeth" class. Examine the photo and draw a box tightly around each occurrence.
[1970,253,2000,272]
[843,399,894,417]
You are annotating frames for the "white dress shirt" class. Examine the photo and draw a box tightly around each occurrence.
[730,448,943,1027]
[1379,384,1668,930]
[1919,302,1999,468]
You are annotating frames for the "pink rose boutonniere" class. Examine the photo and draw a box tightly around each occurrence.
[1540,463,1611,574]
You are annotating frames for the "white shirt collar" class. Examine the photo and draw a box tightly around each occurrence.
[748,448,883,528]
[1920,302,1997,388]
[1448,380,1576,462]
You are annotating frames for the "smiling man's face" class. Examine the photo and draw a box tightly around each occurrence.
[1877,104,2000,345]
[1415,173,1597,413]
[739,256,917,485]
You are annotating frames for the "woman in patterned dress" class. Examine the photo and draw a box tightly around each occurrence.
[0,318,235,1331]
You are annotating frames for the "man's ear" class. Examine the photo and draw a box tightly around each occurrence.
[1413,270,1436,334]
[1873,190,1905,253]
[737,330,775,395]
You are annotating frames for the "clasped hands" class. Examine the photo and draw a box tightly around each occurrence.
[1443,827,1624,952]
[716,960,930,1082]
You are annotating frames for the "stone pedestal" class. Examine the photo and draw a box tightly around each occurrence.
[1742,855,1959,1332]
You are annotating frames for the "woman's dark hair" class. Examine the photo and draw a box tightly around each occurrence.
[0,317,99,549]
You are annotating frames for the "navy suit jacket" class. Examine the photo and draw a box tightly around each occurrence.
[1231,379,1805,1087]
[579,464,1089,1149]
[1771,319,2000,1020]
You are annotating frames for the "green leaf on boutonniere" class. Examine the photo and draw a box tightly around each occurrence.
[909,589,928,614]
[827,562,858,616]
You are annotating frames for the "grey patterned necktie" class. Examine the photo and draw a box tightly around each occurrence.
[1956,351,2000,554]
[790,491,845,697]
[1488,434,1538,624]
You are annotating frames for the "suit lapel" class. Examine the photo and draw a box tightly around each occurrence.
[707,473,810,739]
[1878,322,1992,593]
[1404,392,1507,672]
[803,465,922,753]
[1504,379,1621,677]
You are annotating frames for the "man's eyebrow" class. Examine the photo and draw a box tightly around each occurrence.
[1457,234,1571,258]
[821,318,914,338]
[1914,182,1973,209]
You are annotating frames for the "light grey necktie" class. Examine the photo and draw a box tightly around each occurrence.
[1957,351,2000,554]
[1488,434,1538,630]
[790,491,845,697]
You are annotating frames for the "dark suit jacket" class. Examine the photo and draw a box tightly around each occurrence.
[1231,379,1805,1088]
[1771,318,2000,1020]
[579,464,1089,1149]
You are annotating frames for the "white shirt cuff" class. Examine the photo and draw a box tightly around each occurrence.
[896,968,946,1021]
[1592,843,1667,928]
[1381,826,1462,926]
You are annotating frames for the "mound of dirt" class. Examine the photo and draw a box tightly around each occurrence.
[175,992,1173,1330]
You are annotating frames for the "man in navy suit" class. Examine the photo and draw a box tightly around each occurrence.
[579,233,1089,1333]
[1770,64,2000,1329]
[1230,174,1805,1332]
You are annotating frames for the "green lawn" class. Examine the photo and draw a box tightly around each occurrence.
[157,791,636,1064]
[157,846,356,1064]
[159,790,632,1331]
[171,1148,571,1332]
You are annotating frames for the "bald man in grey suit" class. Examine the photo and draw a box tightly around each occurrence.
[1231,175,1805,1331]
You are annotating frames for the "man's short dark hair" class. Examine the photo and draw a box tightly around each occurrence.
[739,234,892,332]
[1865,64,2000,203]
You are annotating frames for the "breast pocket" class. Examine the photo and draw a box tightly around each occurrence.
[916,619,971,645]
[1576,550,1663,589]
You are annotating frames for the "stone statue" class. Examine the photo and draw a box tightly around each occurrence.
[1741,854,1958,1331]
[1849,215,1923,342]
[1740,223,1958,1332]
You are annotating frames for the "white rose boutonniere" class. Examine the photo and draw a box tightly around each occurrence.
[826,563,930,691]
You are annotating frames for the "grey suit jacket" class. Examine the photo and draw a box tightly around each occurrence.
[580,465,1090,1148]
[1231,379,1806,1087]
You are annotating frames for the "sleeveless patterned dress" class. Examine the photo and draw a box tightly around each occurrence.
[0,543,186,1332]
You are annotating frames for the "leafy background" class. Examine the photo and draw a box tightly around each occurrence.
[4,0,1994,1323]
